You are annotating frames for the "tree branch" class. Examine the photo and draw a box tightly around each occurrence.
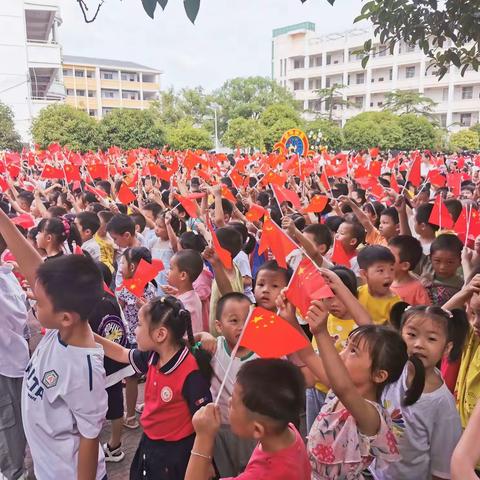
[77,0,104,23]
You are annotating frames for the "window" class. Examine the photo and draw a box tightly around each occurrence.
[63,69,72,77]
[325,78,331,88]
[378,77,384,82]
[88,90,95,98]
[293,79,304,91]
[377,101,383,107]
[76,89,85,96]
[75,70,84,77]
[308,77,321,90]
[370,102,374,107]
[102,107,113,116]
[102,71,115,80]
[88,110,96,117]
[356,73,364,84]
[66,89,74,96]
[102,90,116,98]
[406,66,416,78]
[311,55,322,67]
[354,97,363,108]
[122,91,138,100]
[293,58,304,69]
[389,69,393,81]
[442,88,449,101]
[440,114,447,128]
[86,71,94,78]
[308,99,321,111]
[460,113,472,127]
[326,54,332,65]
[462,86,473,100]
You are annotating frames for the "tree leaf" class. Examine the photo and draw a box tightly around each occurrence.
[325,0,336,5]
[184,0,200,23]
[361,55,370,69]
[157,0,168,9]
[141,0,157,18]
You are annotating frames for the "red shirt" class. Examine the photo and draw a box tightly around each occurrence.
[223,424,311,480]
[129,346,211,441]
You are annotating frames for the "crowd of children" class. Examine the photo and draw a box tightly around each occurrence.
[1,146,480,480]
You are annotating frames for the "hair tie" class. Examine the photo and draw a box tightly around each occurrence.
[441,307,453,318]
[191,341,202,353]
[61,217,70,237]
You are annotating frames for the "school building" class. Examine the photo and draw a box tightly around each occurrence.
[272,22,480,132]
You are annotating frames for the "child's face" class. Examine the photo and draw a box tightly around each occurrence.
[378,215,398,240]
[74,219,91,243]
[388,245,409,277]
[167,256,184,288]
[34,281,65,329]
[401,315,449,370]
[254,269,287,311]
[304,232,328,256]
[335,223,356,251]
[109,231,132,249]
[469,293,480,337]
[143,209,155,224]
[323,296,349,319]
[362,206,376,225]
[121,258,135,279]
[135,305,158,351]
[215,299,251,347]
[339,336,376,389]
[36,229,48,249]
[430,249,460,279]
[362,261,395,296]
[155,217,168,240]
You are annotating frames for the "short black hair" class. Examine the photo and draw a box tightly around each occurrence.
[18,191,34,207]
[76,211,100,235]
[130,213,146,233]
[342,220,366,247]
[216,226,242,259]
[255,260,292,285]
[381,207,399,224]
[357,245,395,270]
[415,203,439,231]
[444,199,463,223]
[106,214,135,236]
[36,255,104,321]
[388,235,423,270]
[173,249,204,283]
[96,181,111,196]
[304,224,333,251]
[143,202,162,219]
[98,210,114,224]
[88,203,106,215]
[324,215,344,233]
[83,192,98,205]
[123,246,152,265]
[179,231,208,253]
[330,266,357,297]
[216,292,251,320]
[236,359,305,432]
[430,233,463,258]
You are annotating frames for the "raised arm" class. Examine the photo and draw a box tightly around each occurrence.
[202,247,233,295]
[338,195,374,234]
[395,196,413,236]
[93,333,130,364]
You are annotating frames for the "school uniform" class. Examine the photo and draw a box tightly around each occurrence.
[22,330,108,480]
[128,346,212,480]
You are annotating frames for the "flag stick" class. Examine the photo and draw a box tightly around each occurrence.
[439,195,442,231]
[466,204,473,244]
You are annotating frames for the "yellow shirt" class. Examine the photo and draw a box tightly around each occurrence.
[94,233,115,272]
[456,328,480,428]
[357,284,400,325]
[312,314,358,393]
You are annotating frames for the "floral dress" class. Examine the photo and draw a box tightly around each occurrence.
[308,391,400,480]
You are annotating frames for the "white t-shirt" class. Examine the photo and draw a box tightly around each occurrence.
[372,365,462,480]
[22,329,108,480]
[233,251,255,302]
[210,336,258,424]
[81,237,101,261]
[0,264,29,378]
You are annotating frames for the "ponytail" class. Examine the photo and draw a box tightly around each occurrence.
[447,308,469,362]
[403,355,425,406]
[184,311,213,383]
[389,301,409,331]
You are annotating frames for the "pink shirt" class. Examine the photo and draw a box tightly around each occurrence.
[178,289,203,334]
[390,278,431,306]
[193,268,213,331]
[223,424,311,480]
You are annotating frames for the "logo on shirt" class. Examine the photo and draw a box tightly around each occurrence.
[161,386,173,403]
[98,314,127,346]
[42,370,59,389]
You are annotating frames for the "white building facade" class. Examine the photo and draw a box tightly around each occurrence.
[0,0,65,142]
[272,22,480,131]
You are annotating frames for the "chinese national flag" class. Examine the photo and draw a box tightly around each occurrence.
[258,217,297,268]
[175,194,199,218]
[206,217,232,269]
[85,183,108,199]
[120,259,164,297]
[428,170,446,188]
[184,151,203,171]
[41,164,63,180]
[220,184,236,203]
[73,244,84,255]
[408,155,422,187]
[63,164,81,183]
[369,147,379,158]
[286,257,334,317]
[331,239,351,267]
[390,172,400,193]
[239,307,309,358]
[87,164,109,180]
[245,203,266,222]
[0,176,8,193]
[271,185,301,209]
[229,169,244,189]
[320,168,330,191]
[446,172,462,197]
[304,195,328,214]
[117,183,137,205]
[263,170,285,186]
[454,207,468,236]
[11,213,35,229]
[428,195,454,230]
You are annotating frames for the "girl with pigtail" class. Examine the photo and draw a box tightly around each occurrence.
[371,303,469,480]
[36,216,82,259]
[94,295,213,480]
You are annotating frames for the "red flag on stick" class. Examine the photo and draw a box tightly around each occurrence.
[85,184,108,199]
[408,155,422,187]
[304,195,328,214]
[428,195,454,230]
[206,217,232,269]
[258,217,297,268]
[175,194,199,218]
[245,203,266,222]
[120,259,164,297]
[117,183,137,205]
[331,239,351,267]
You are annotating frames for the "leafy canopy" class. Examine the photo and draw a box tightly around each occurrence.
[0,101,22,150]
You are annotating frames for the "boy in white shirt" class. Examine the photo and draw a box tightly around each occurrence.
[74,211,101,261]
[0,209,108,480]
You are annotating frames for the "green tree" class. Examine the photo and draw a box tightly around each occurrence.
[470,123,480,136]
[304,119,344,151]
[450,129,480,151]
[259,104,302,150]
[383,90,438,118]
[165,118,213,150]
[0,102,22,150]
[31,104,99,152]
[222,117,265,150]
[343,118,383,151]
[396,114,437,151]
[213,77,299,134]
[150,88,185,126]
[313,85,351,121]
[98,109,165,150]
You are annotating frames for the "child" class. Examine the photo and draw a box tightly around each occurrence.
[0,208,108,480]
[185,358,311,480]
[373,304,468,479]
[117,247,157,429]
[163,249,204,333]
[74,211,101,261]
[281,296,424,479]
[413,203,438,256]
[95,210,115,272]
[388,235,431,305]
[230,221,255,302]
[253,260,291,313]
[423,233,463,305]
[334,219,365,274]
[94,296,213,480]
[357,245,401,324]
[36,216,81,259]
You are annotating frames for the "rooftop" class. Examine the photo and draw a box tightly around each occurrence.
[62,55,162,73]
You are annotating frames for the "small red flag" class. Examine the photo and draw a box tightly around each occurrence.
[117,183,137,205]
[428,170,446,188]
[175,194,198,218]
[369,147,379,158]
[239,307,309,358]
[63,164,81,183]
[453,207,468,236]
[304,195,328,214]
[258,217,297,269]
[11,213,35,229]
[245,203,266,222]
[271,185,301,209]
[390,172,399,193]
[408,155,422,187]
[331,239,351,267]
[206,217,232,269]
[286,257,334,317]
[41,164,63,180]
[446,172,462,197]
[220,184,236,203]
[73,243,84,255]
[120,258,164,297]
[0,176,8,193]
[428,195,454,230]
[87,164,109,181]
[85,183,108,199]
